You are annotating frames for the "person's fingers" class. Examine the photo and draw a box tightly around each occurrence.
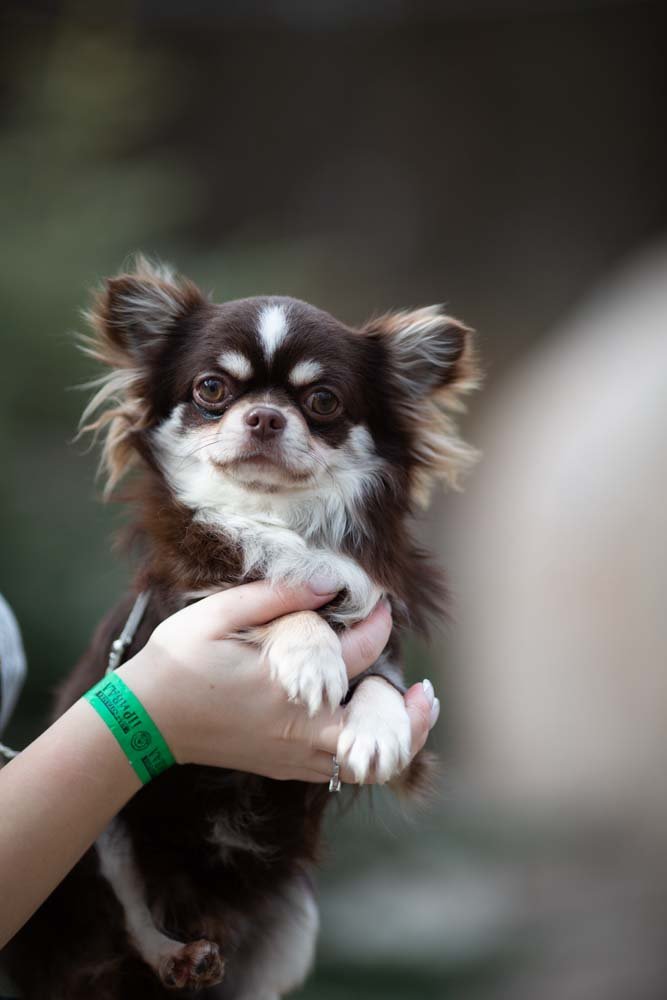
[311,732,373,785]
[419,678,441,731]
[169,578,341,639]
[405,682,435,758]
[276,767,331,785]
[309,709,345,755]
[303,750,345,779]
[339,600,393,679]
[308,750,359,786]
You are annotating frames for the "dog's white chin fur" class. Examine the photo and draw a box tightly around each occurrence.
[216,457,315,492]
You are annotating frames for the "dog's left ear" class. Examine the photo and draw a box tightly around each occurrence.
[362,307,477,398]
[362,307,481,501]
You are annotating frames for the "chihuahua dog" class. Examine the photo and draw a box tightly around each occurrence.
[7,258,479,999]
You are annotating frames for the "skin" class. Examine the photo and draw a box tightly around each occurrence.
[0,580,438,949]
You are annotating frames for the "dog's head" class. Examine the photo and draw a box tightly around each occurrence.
[81,258,479,520]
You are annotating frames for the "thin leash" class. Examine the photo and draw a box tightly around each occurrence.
[105,590,152,674]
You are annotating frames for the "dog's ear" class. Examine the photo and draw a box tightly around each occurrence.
[362,307,481,503]
[89,255,207,362]
[79,257,207,497]
[362,307,477,398]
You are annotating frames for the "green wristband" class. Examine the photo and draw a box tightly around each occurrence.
[84,673,175,784]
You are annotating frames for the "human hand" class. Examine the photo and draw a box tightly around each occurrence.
[118,580,438,783]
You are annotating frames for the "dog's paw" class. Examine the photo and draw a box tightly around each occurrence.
[337,678,412,784]
[266,615,348,716]
[160,939,225,991]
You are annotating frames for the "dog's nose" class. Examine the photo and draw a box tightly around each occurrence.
[244,406,286,440]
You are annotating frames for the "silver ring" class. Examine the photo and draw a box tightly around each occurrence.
[329,755,342,793]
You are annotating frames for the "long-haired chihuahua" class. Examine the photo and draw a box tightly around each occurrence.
[7,257,479,999]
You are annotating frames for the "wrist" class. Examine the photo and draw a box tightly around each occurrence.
[67,698,143,795]
[109,650,181,771]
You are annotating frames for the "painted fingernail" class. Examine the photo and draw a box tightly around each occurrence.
[309,574,341,596]
[422,678,435,707]
[429,697,440,729]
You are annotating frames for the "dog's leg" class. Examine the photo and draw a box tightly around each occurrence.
[242,611,348,716]
[97,821,225,991]
[337,673,412,783]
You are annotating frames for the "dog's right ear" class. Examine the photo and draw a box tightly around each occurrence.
[79,257,207,496]
[88,255,207,363]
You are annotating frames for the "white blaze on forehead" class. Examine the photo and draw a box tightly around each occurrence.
[288,360,324,387]
[217,350,253,380]
[257,303,289,359]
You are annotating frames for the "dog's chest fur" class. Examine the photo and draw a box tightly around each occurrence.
[133,471,430,630]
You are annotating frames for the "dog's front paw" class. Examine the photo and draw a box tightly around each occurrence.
[160,939,225,991]
[267,618,348,716]
[337,678,411,784]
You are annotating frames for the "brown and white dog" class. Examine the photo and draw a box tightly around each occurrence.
[7,258,479,999]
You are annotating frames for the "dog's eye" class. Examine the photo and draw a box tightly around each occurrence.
[304,388,341,419]
[193,375,230,409]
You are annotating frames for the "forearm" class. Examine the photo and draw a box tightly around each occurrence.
[0,698,141,947]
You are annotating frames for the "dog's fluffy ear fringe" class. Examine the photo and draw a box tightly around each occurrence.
[76,255,205,498]
[363,307,482,505]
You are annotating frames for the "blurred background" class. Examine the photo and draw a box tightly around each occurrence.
[1,1,667,997]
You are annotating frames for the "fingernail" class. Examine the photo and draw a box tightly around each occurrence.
[422,678,435,707]
[429,697,440,729]
[309,574,341,596]
[380,597,392,614]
